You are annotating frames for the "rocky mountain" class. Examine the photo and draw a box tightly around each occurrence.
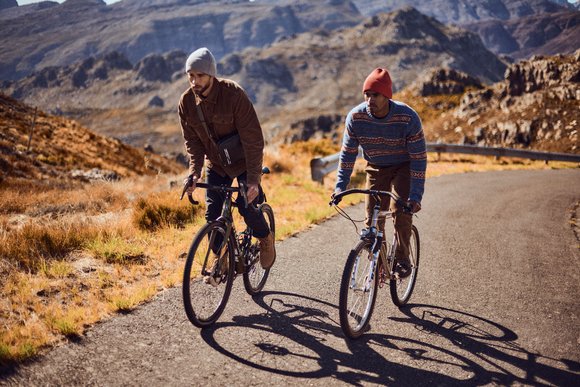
[0,0,17,11]
[0,0,362,81]
[1,0,578,82]
[351,0,572,22]
[2,7,507,150]
[0,93,182,185]
[420,51,579,153]
[464,10,580,60]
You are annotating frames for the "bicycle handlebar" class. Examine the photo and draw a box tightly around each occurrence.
[179,167,271,206]
[180,181,245,206]
[330,188,413,214]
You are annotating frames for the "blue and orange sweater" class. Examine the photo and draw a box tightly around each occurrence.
[335,100,427,203]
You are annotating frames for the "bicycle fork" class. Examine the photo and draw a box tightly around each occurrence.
[350,231,385,293]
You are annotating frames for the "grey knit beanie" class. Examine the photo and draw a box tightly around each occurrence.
[185,47,217,77]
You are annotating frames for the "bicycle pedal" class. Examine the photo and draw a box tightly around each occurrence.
[203,275,219,287]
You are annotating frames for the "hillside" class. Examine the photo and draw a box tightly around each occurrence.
[0,93,182,186]
[0,0,577,81]
[464,10,580,60]
[405,51,580,153]
[2,7,507,153]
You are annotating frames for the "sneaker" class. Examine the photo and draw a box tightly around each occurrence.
[258,232,276,269]
[203,250,228,287]
[394,257,412,279]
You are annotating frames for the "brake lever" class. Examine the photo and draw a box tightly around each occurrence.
[239,181,248,208]
[180,175,199,205]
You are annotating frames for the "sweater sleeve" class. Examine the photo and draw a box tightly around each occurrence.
[406,113,427,203]
[335,113,359,192]
[179,99,205,179]
[233,89,264,186]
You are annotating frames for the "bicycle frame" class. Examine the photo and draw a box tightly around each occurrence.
[197,185,252,277]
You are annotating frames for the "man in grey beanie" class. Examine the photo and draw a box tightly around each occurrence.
[178,47,276,276]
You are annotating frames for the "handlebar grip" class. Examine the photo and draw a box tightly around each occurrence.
[187,193,199,205]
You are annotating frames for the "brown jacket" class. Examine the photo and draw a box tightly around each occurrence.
[178,78,264,186]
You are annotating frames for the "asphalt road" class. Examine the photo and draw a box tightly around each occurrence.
[2,169,579,386]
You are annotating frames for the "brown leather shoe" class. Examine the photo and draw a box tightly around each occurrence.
[258,232,276,269]
[203,250,228,287]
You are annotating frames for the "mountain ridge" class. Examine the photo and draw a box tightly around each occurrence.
[1,0,578,81]
[3,7,508,152]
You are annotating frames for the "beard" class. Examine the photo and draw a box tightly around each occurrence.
[193,79,212,96]
[193,84,207,95]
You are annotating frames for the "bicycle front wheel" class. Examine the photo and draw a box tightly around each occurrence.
[182,221,235,328]
[243,203,274,295]
[339,240,379,339]
[390,225,420,307]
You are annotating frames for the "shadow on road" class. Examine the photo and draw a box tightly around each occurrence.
[200,291,579,386]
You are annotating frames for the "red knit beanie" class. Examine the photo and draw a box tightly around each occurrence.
[363,68,393,99]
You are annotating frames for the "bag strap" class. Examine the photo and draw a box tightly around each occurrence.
[195,103,218,143]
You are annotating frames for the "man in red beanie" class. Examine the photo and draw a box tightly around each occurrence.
[333,67,427,278]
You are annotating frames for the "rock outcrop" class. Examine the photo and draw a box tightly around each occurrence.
[412,68,483,96]
[447,51,579,152]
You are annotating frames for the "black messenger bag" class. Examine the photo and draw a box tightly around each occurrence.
[216,133,244,166]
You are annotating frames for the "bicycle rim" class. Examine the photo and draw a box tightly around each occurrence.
[339,240,378,339]
[243,203,274,295]
[183,222,234,328]
[390,225,420,307]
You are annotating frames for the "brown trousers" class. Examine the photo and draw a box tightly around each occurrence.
[365,162,413,260]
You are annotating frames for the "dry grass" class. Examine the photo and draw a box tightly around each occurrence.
[0,139,577,366]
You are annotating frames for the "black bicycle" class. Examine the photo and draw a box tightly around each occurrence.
[330,189,420,339]
[181,168,275,328]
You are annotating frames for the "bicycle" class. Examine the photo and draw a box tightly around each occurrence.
[180,167,275,328]
[330,188,420,339]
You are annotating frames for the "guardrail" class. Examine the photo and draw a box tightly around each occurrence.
[310,143,580,183]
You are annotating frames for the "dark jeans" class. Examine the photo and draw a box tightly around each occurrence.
[205,168,270,246]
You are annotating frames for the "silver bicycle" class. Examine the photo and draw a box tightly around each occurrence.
[330,189,420,339]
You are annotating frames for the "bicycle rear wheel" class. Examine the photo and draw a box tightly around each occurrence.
[390,225,420,307]
[339,240,379,339]
[243,203,274,295]
[183,221,235,328]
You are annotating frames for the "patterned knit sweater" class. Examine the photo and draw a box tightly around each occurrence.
[335,100,427,203]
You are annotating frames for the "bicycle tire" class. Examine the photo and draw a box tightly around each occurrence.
[182,221,235,328]
[243,203,274,295]
[339,240,379,339]
[390,225,420,307]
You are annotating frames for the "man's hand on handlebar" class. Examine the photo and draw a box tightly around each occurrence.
[184,174,198,194]
[180,174,198,201]
[330,189,343,206]
[406,200,421,214]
